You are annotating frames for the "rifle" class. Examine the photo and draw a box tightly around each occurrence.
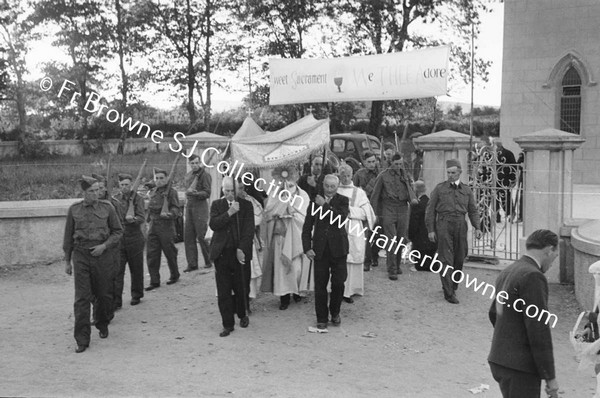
[105,154,113,198]
[161,156,180,216]
[126,158,147,219]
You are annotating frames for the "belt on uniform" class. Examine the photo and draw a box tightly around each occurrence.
[439,213,466,219]
[74,240,105,250]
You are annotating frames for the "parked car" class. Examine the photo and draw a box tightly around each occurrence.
[330,132,381,172]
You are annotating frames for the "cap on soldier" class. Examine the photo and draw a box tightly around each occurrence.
[153,167,167,176]
[91,173,106,182]
[118,173,133,181]
[446,159,461,169]
[79,175,97,190]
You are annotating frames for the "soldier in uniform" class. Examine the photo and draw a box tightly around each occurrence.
[92,173,122,315]
[113,173,146,306]
[352,151,380,271]
[63,175,123,353]
[370,153,417,280]
[183,154,212,272]
[145,168,181,290]
[425,159,482,304]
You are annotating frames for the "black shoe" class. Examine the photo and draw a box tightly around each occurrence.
[130,298,141,306]
[293,294,302,303]
[240,316,249,328]
[397,267,403,275]
[364,266,370,272]
[98,326,109,339]
[279,303,289,310]
[330,315,341,326]
[388,274,398,281]
[445,295,460,304]
[114,304,122,311]
[316,322,328,330]
[145,284,160,291]
[343,297,354,304]
[166,278,179,285]
[75,344,88,353]
[183,267,198,273]
[219,327,234,337]
[371,262,378,267]
[204,263,213,269]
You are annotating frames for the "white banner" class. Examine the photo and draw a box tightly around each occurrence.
[269,46,450,105]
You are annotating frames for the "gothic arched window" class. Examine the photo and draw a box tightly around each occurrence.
[560,66,582,134]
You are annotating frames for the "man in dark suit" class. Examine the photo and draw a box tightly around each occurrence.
[302,174,349,330]
[488,229,560,398]
[298,155,334,201]
[209,176,255,337]
[408,180,436,271]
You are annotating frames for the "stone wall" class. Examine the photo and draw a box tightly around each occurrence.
[0,138,179,158]
[571,220,600,309]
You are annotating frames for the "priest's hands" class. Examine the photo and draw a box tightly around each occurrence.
[306,249,315,261]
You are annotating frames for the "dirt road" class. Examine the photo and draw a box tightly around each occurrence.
[0,250,596,398]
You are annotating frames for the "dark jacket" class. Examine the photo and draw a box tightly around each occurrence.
[488,256,555,380]
[408,194,437,254]
[301,193,349,259]
[209,197,254,261]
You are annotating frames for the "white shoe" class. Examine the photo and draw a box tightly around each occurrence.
[409,266,417,272]
[379,250,387,258]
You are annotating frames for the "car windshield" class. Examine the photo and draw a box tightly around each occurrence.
[361,138,380,151]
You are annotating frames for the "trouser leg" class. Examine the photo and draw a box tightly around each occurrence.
[436,218,456,298]
[114,243,126,309]
[125,233,145,299]
[89,251,112,331]
[231,259,249,319]
[329,255,348,318]
[382,215,397,276]
[196,202,211,267]
[215,252,235,329]
[158,221,179,280]
[452,220,468,291]
[146,228,162,285]
[184,204,198,268]
[73,250,92,347]
[313,257,331,324]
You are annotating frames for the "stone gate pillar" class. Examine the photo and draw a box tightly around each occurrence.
[413,130,476,187]
[514,128,585,237]
[514,128,585,283]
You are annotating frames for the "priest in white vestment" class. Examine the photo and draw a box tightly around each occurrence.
[337,164,376,302]
[260,166,313,310]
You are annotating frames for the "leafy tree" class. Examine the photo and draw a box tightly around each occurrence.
[0,0,36,133]
[132,0,236,129]
[31,0,112,139]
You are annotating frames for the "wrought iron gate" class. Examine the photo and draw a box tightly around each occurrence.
[467,143,524,261]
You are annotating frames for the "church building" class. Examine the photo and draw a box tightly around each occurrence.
[500,0,599,183]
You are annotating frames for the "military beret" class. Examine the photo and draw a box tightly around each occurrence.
[153,167,167,176]
[118,173,133,182]
[446,159,462,169]
[91,173,106,182]
[79,175,97,190]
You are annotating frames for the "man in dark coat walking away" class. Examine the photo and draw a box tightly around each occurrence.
[488,229,560,398]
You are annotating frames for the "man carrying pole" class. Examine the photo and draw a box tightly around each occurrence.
[145,158,181,290]
[113,160,147,306]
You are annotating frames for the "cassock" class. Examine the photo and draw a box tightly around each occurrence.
[261,184,313,296]
[337,182,376,297]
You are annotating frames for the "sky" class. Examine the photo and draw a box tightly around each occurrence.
[25,3,504,112]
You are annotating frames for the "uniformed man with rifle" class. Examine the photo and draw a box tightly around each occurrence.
[183,154,212,272]
[145,158,181,290]
[113,159,147,306]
